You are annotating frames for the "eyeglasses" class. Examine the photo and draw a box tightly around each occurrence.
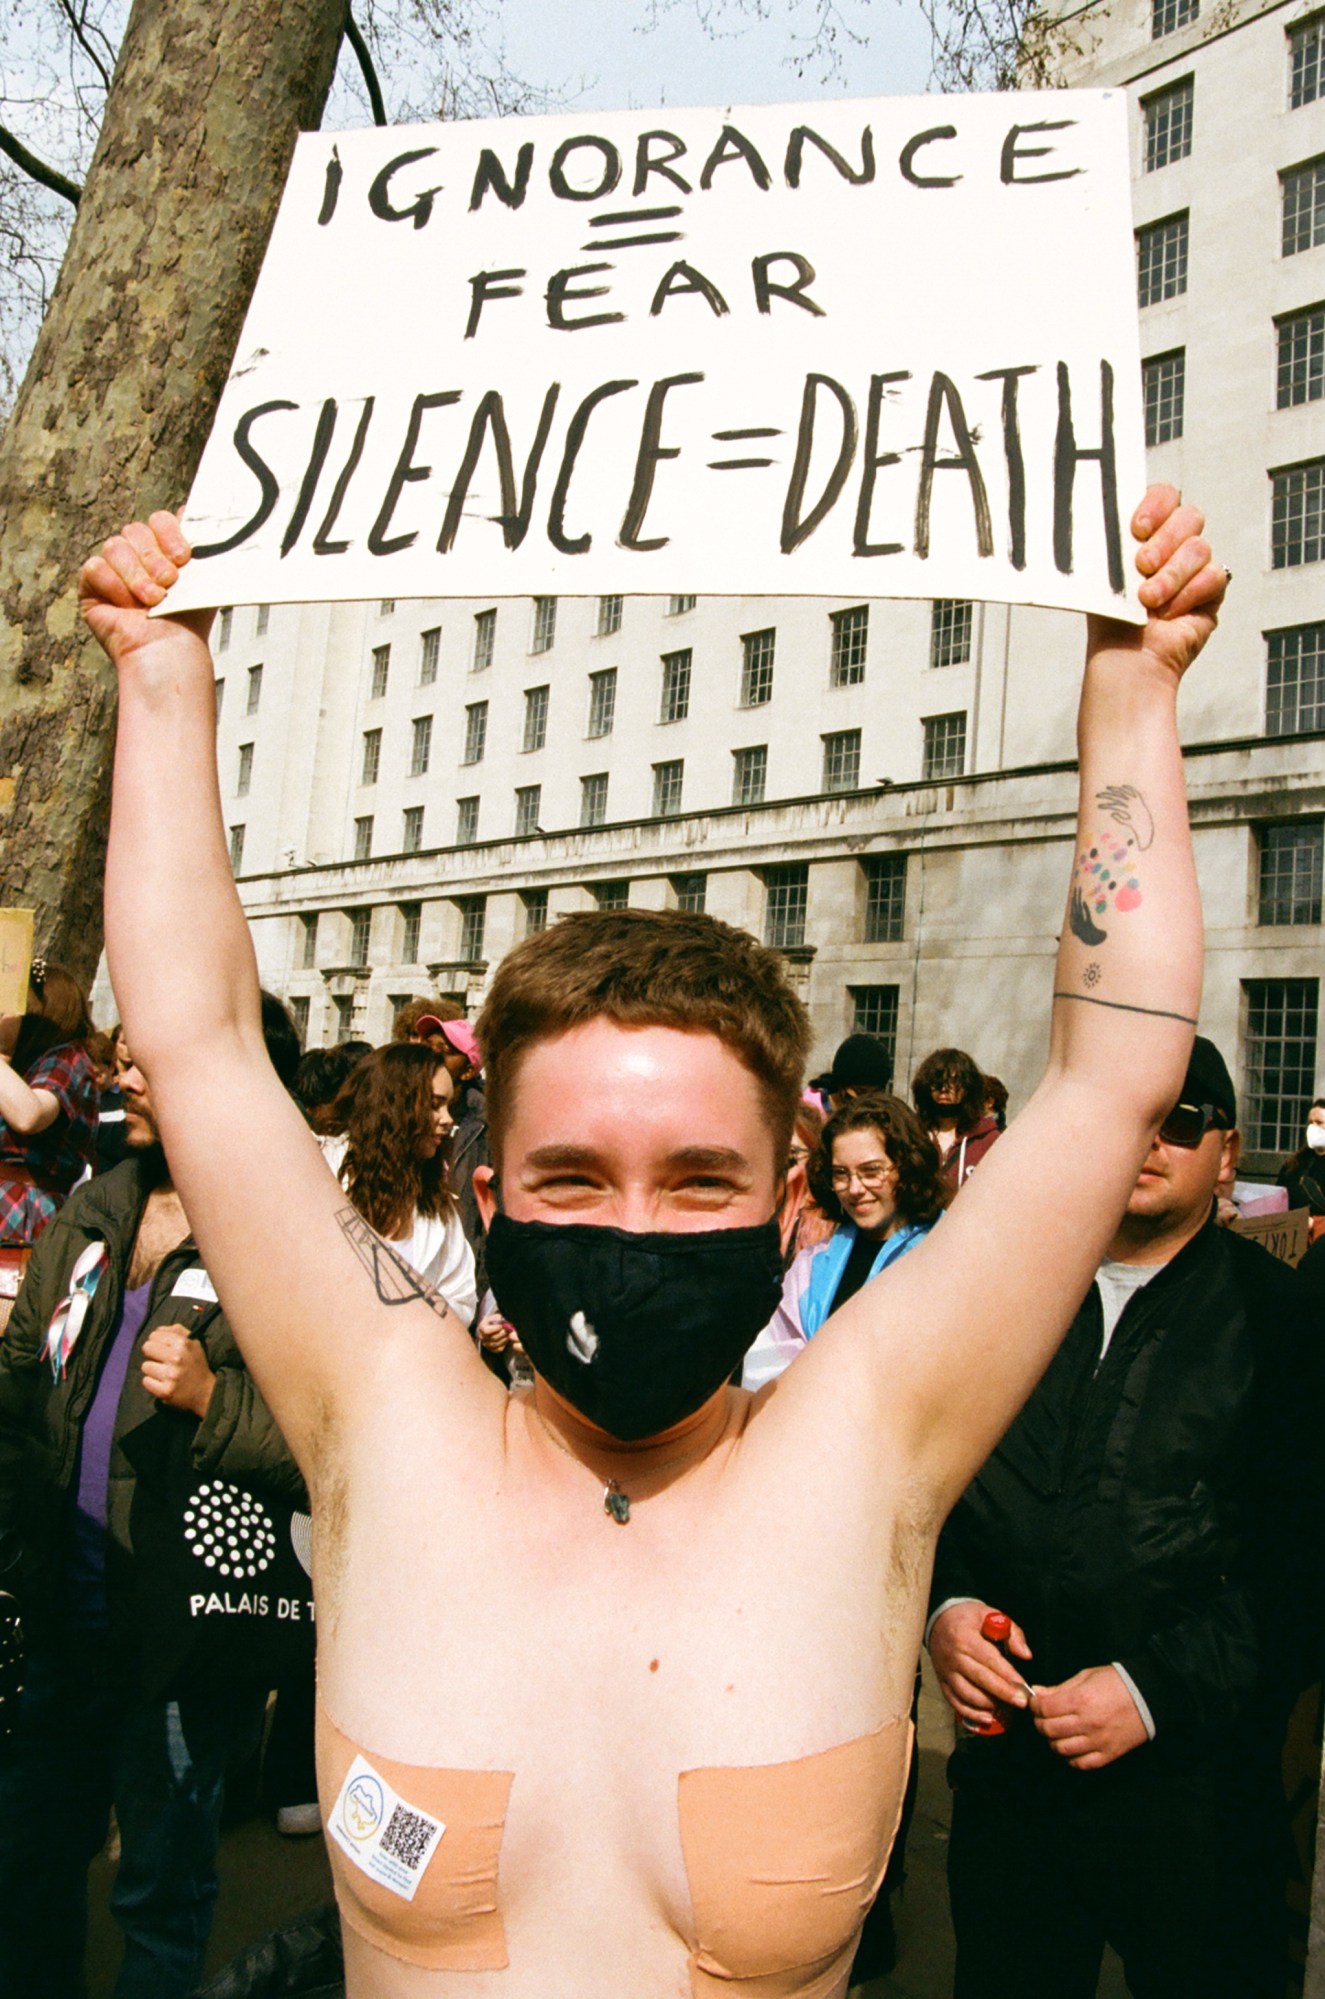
[1157,1102,1227,1149]
[829,1161,895,1192]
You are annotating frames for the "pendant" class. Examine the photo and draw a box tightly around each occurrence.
[604,1481,631,1525]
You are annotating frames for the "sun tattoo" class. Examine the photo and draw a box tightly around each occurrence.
[1069,787,1152,947]
[1083,962,1102,989]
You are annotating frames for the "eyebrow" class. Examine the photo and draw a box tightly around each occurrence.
[521,1144,754,1175]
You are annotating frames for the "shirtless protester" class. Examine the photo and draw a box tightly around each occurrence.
[82,486,1223,1999]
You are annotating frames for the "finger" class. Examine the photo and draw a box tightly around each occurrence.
[121,519,181,591]
[1137,529,1211,608]
[1153,561,1227,624]
[1135,498,1203,575]
[1049,1732,1095,1760]
[148,509,192,566]
[958,1653,1029,1708]
[1007,1623,1034,1661]
[1068,1750,1109,1772]
[99,532,168,607]
[1131,483,1181,541]
[1033,1708,1083,1739]
[79,553,139,612]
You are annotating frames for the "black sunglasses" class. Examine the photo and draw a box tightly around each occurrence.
[1158,1101,1228,1148]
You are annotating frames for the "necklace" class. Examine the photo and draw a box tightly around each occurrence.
[531,1409,715,1525]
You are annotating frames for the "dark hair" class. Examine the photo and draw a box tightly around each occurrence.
[912,1047,987,1136]
[339,1044,454,1238]
[1285,1097,1325,1174]
[809,1091,947,1228]
[476,908,810,1162]
[294,1046,360,1114]
[260,991,302,1092]
[983,1074,1009,1132]
[793,1100,825,1157]
[13,962,93,1072]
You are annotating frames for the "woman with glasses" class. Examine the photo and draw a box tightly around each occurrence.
[744,1091,947,1391]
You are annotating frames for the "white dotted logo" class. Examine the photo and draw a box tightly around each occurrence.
[183,1483,278,1581]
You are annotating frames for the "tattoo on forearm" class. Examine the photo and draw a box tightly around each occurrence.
[1068,785,1153,948]
[1053,992,1198,1026]
[335,1207,451,1319]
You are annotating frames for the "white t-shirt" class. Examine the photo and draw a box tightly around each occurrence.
[320,1136,478,1326]
[1095,1256,1162,1360]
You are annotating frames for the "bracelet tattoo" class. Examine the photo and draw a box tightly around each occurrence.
[1069,785,1154,951]
[1053,992,1198,1026]
[335,1206,451,1319]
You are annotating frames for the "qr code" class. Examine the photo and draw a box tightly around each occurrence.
[380,1803,434,1872]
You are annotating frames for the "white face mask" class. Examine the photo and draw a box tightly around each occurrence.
[1306,1126,1325,1154]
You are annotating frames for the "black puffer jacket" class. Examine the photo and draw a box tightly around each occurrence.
[0,1155,304,1663]
[931,1217,1322,1756]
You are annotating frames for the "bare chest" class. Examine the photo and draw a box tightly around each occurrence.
[127,1191,190,1290]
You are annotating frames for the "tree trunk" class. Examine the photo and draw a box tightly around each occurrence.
[0,0,346,989]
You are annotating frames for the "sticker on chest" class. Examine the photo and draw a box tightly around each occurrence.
[328,1753,446,1901]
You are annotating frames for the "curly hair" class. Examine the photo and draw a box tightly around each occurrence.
[338,1044,455,1239]
[809,1091,947,1228]
[912,1047,987,1137]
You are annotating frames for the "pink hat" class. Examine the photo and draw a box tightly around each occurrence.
[415,1015,482,1072]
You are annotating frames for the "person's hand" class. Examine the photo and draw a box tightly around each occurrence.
[1086,485,1225,690]
[1030,1664,1149,1770]
[79,511,214,668]
[929,1601,1033,1730]
[476,1311,516,1352]
[140,1326,217,1418]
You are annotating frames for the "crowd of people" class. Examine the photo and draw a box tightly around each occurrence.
[0,488,1318,1999]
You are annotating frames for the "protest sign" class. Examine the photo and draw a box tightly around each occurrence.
[0,910,34,1019]
[167,92,1146,620]
[1229,1206,1311,1267]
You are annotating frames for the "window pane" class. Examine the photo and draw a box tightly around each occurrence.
[515,784,541,836]
[1271,461,1325,567]
[288,996,309,1049]
[1283,157,1325,256]
[668,594,696,615]
[1290,13,1324,108]
[848,988,900,1070]
[733,745,767,806]
[930,600,973,668]
[1153,0,1197,36]
[300,913,318,969]
[419,627,441,685]
[922,712,967,779]
[458,896,487,961]
[580,773,609,827]
[371,644,390,699]
[522,889,548,936]
[532,596,557,654]
[456,796,479,845]
[1136,212,1189,306]
[1243,978,1319,1151]
[672,872,707,912]
[863,855,907,942]
[333,995,354,1045]
[255,604,269,637]
[660,649,692,723]
[410,715,433,776]
[237,742,253,796]
[1143,349,1185,443]
[401,903,421,964]
[361,728,382,786]
[597,594,623,636]
[473,608,496,670]
[740,628,776,707]
[523,685,549,753]
[463,701,488,765]
[402,806,424,854]
[1277,306,1325,407]
[246,663,263,714]
[594,880,629,911]
[822,729,861,793]
[1266,624,1325,735]
[228,825,245,872]
[1143,77,1194,171]
[353,816,373,862]
[652,760,684,817]
[763,864,808,949]
[217,608,233,652]
[349,908,371,966]
[1259,821,1323,925]
[588,668,617,739]
[830,606,868,687]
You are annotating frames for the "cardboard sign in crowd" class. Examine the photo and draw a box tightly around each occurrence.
[166,91,1147,622]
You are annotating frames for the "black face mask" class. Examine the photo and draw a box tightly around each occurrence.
[484,1209,786,1441]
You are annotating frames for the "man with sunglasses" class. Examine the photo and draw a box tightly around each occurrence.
[928,1036,1320,1997]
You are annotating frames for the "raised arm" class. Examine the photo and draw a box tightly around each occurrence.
[82,517,498,1471]
[820,487,1224,1513]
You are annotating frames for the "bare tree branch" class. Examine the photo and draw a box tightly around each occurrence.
[0,120,82,208]
[56,0,114,92]
[344,5,388,125]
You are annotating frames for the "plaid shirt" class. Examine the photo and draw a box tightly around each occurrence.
[0,1043,99,1244]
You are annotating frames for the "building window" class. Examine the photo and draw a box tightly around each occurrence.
[400,903,422,964]
[597,595,623,636]
[361,728,382,787]
[1259,821,1323,926]
[1143,349,1186,444]
[473,608,496,671]
[1271,460,1325,568]
[370,644,390,699]
[255,604,269,637]
[1244,977,1320,1153]
[456,796,479,846]
[246,663,263,715]
[829,606,868,687]
[1143,77,1193,172]
[402,805,424,854]
[532,596,557,654]
[523,684,549,753]
[300,912,318,969]
[288,995,309,1048]
[1282,157,1325,256]
[740,627,776,707]
[462,700,488,765]
[863,854,907,942]
[410,715,433,776]
[522,889,548,936]
[1290,13,1324,108]
[217,607,233,652]
[849,987,900,1066]
[1266,623,1325,736]
[333,995,354,1045]
[763,864,808,950]
[515,784,542,836]
[353,816,373,862]
[348,908,371,967]
[930,599,974,668]
[587,668,617,739]
[379,598,395,617]
[215,678,224,716]
[672,872,707,912]
[237,742,254,796]
[732,745,768,806]
[923,711,967,780]
[1136,212,1189,307]
[1277,304,1325,407]
[822,729,862,793]
[580,773,609,827]
[595,880,629,911]
[668,594,697,615]
[660,649,692,723]
[652,759,684,818]
[458,895,487,962]
[419,627,440,686]
[1152,0,1197,35]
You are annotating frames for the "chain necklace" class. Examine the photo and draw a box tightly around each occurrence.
[530,1408,715,1525]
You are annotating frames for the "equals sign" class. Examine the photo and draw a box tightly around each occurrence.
[582,206,684,252]
[708,427,782,471]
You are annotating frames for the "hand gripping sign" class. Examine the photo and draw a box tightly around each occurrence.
[166,91,1146,622]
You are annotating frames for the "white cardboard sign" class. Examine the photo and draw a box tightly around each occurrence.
[168,92,1146,621]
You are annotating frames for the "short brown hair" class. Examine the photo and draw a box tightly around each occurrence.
[477,909,810,1161]
[810,1091,948,1228]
